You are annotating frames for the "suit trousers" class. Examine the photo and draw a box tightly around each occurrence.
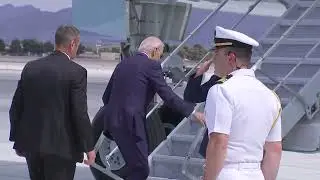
[25,153,76,180]
[110,130,149,180]
[217,163,264,180]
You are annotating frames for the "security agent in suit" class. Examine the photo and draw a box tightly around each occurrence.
[183,58,224,158]
[9,25,96,180]
[102,36,203,180]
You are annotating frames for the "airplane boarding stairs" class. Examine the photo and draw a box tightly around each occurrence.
[89,0,320,179]
[146,0,320,179]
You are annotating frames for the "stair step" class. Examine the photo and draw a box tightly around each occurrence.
[171,119,202,136]
[280,19,320,26]
[149,154,204,179]
[266,20,320,39]
[251,58,320,74]
[148,177,177,180]
[254,63,320,79]
[255,43,315,58]
[297,1,320,8]
[261,38,319,44]
[256,77,305,99]
[257,77,309,85]
[251,57,320,64]
[283,2,320,20]
[170,134,196,142]
[164,134,203,158]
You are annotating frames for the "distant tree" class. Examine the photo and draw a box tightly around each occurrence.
[77,43,85,55]
[178,46,189,58]
[0,39,5,52]
[35,42,44,55]
[22,39,44,55]
[85,46,94,52]
[9,39,22,54]
[185,44,207,61]
[21,39,32,54]
[111,47,120,53]
[43,41,54,53]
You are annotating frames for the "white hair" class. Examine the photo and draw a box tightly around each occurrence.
[138,36,164,54]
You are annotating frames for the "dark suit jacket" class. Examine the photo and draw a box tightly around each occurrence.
[9,51,94,162]
[184,73,221,158]
[158,73,221,128]
[184,73,221,103]
[102,53,195,148]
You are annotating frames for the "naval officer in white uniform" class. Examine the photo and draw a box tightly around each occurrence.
[203,26,282,180]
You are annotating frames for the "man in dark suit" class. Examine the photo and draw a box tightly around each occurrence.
[102,36,203,180]
[9,25,96,180]
[184,56,222,158]
[158,52,222,157]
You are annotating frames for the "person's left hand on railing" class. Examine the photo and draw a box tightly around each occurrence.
[84,150,96,166]
[191,112,206,126]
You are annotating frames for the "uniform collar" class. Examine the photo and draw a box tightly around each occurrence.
[230,68,255,77]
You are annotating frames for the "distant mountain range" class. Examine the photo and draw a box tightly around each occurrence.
[0,4,278,47]
[0,4,120,46]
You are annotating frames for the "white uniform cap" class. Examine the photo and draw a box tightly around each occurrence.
[214,26,259,49]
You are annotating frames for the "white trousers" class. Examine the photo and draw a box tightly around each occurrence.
[217,162,265,180]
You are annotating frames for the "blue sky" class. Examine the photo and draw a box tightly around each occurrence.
[72,0,126,39]
[0,0,71,12]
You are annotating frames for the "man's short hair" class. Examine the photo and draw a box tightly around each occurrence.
[138,36,164,54]
[223,46,252,63]
[55,25,80,47]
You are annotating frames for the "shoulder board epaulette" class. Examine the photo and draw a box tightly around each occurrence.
[217,74,233,84]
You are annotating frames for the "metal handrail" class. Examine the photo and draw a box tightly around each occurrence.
[92,133,123,180]
[181,126,206,180]
[251,0,319,71]
[146,0,230,119]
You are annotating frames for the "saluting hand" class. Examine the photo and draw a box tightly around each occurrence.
[84,150,96,166]
[195,60,213,77]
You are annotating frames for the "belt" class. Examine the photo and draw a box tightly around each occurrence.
[223,162,261,170]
